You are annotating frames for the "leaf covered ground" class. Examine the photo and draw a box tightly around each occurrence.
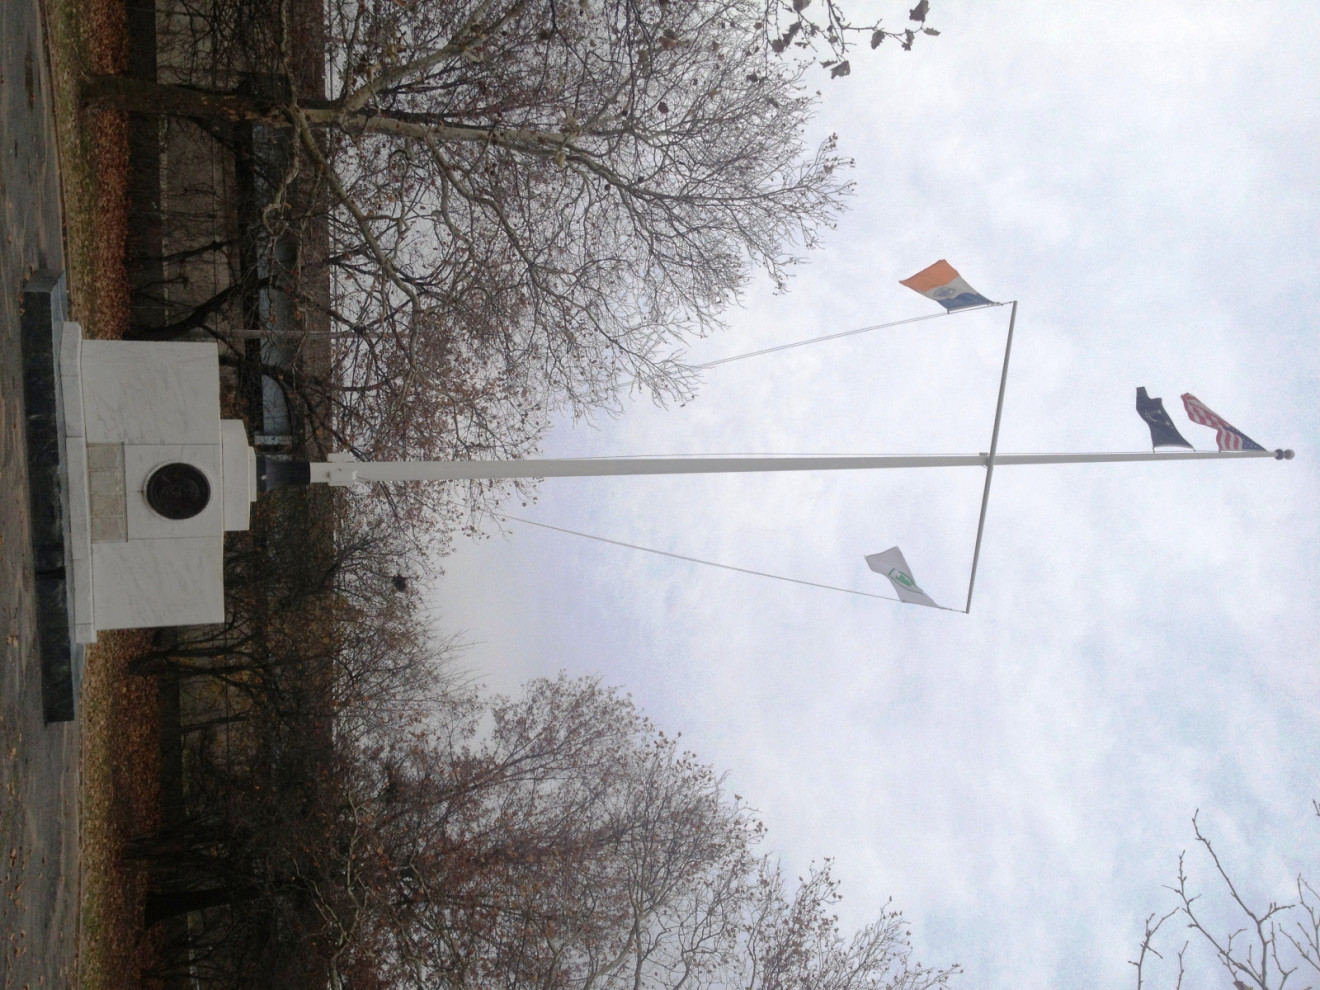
[43,0,160,985]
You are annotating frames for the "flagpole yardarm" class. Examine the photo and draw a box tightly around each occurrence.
[965,299,1019,614]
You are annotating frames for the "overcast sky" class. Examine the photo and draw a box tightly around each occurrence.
[432,2,1320,987]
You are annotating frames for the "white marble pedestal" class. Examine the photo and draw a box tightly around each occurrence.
[58,322,257,643]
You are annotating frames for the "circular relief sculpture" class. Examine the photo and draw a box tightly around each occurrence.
[145,463,212,520]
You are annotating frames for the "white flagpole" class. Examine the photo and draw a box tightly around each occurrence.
[301,446,1290,486]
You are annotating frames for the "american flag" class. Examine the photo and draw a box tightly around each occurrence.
[1181,393,1265,451]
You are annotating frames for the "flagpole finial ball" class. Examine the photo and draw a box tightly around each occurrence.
[1275,449,1295,460]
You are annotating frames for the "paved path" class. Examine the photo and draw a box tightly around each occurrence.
[0,0,81,985]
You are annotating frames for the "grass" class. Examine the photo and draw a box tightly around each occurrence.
[42,0,160,985]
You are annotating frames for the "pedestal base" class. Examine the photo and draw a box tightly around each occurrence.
[19,274,83,723]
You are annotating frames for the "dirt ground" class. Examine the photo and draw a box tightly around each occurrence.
[0,0,82,983]
[1,0,156,987]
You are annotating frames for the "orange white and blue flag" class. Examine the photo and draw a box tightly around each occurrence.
[899,260,993,311]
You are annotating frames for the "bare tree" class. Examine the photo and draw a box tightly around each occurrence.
[299,674,960,990]
[84,0,938,534]
[278,0,864,505]
[1132,804,1320,990]
[132,654,959,990]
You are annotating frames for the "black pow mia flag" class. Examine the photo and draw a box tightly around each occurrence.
[1136,387,1193,449]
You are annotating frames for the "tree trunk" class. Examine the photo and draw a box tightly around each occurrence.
[127,280,248,341]
[144,883,261,928]
[81,75,282,122]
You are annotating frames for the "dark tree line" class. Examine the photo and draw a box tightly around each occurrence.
[133,659,960,990]
[94,1,958,985]
[124,489,958,989]
[91,0,938,540]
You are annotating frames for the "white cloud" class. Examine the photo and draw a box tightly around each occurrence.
[433,3,1320,987]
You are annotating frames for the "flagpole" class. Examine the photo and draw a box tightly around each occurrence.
[964,300,1018,613]
[273,446,1290,488]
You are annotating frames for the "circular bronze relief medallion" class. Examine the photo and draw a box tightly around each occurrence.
[145,463,212,520]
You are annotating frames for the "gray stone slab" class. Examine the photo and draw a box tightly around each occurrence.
[20,273,85,722]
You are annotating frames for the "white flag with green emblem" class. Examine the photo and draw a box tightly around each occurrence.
[865,547,941,608]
